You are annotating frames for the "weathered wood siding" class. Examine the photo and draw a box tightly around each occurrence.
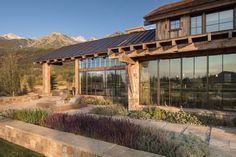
[156,19,169,40]
[156,15,190,40]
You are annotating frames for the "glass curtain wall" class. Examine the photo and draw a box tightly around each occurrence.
[140,61,157,105]
[160,60,170,105]
[208,55,223,109]
[170,59,182,106]
[182,57,194,107]
[80,57,127,104]
[193,56,208,108]
[159,59,182,107]
[222,54,236,110]
[140,53,236,111]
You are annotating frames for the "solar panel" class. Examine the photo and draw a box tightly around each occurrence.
[35,29,155,62]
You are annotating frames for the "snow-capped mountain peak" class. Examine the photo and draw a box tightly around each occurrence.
[71,36,87,42]
[1,33,24,40]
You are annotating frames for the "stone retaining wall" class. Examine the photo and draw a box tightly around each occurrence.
[0,118,163,157]
[0,94,40,105]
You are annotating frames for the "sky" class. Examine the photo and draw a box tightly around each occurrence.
[0,0,177,39]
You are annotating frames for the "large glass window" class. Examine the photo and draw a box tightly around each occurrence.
[169,59,181,106]
[140,61,158,105]
[139,53,236,111]
[193,56,208,108]
[80,57,125,69]
[80,69,127,104]
[160,60,170,105]
[170,19,180,30]
[182,57,194,107]
[191,15,202,35]
[80,72,87,94]
[208,55,223,109]
[222,54,236,111]
[206,9,233,32]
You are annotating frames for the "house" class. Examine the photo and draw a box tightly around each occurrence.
[35,0,236,111]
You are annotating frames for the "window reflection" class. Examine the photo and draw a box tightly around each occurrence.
[80,57,125,69]
[208,55,223,109]
[191,15,202,35]
[138,53,236,111]
[170,59,181,106]
[170,19,180,30]
[222,54,236,111]
[160,60,170,105]
[140,61,158,105]
[206,9,233,32]
[182,57,194,107]
[193,56,207,108]
[80,70,127,104]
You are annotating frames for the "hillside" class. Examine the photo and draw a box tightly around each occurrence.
[0,32,86,50]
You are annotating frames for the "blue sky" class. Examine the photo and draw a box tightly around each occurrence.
[0,0,177,39]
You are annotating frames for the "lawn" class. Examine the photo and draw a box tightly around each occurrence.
[0,138,44,157]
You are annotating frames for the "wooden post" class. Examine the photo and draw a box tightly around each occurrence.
[42,63,51,96]
[75,59,80,95]
[157,60,160,106]
[127,61,140,110]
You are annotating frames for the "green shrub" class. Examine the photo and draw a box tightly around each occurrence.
[42,113,209,157]
[79,97,113,105]
[162,110,202,125]
[90,105,128,116]
[128,110,151,120]
[135,128,209,157]
[4,109,49,125]
[194,114,228,126]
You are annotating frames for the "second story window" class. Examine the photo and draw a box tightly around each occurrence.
[206,9,233,33]
[170,19,180,30]
[191,15,202,35]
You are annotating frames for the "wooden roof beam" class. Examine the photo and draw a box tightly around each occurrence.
[119,54,135,65]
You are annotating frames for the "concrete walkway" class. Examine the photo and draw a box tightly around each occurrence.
[65,107,236,157]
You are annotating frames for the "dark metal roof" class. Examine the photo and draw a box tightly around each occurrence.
[35,29,155,62]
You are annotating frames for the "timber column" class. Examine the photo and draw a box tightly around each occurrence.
[74,59,80,95]
[42,63,51,96]
[127,61,140,110]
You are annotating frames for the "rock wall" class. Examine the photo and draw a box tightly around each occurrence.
[0,119,163,157]
[0,95,40,105]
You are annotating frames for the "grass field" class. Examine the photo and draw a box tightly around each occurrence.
[0,138,44,157]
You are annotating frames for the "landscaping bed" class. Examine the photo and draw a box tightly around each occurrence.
[0,138,44,157]
[2,108,209,157]
[91,105,236,127]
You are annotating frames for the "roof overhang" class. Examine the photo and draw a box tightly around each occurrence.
[109,30,236,60]
[144,0,236,24]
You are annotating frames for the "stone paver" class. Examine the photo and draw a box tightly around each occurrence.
[230,141,236,150]
[183,125,210,141]
[163,123,188,133]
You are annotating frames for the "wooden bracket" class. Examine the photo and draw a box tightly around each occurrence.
[119,54,135,65]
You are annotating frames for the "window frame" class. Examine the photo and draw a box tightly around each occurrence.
[190,15,203,35]
[170,19,181,31]
[206,9,234,33]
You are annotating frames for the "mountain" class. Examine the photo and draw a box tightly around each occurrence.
[0,32,87,50]
[71,36,86,42]
[28,32,78,49]
[2,33,24,40]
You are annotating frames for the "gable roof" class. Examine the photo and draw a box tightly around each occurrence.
[35,29,155,63]
[144,0,235,24]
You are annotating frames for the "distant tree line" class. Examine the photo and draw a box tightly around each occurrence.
[0,49,74,97]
